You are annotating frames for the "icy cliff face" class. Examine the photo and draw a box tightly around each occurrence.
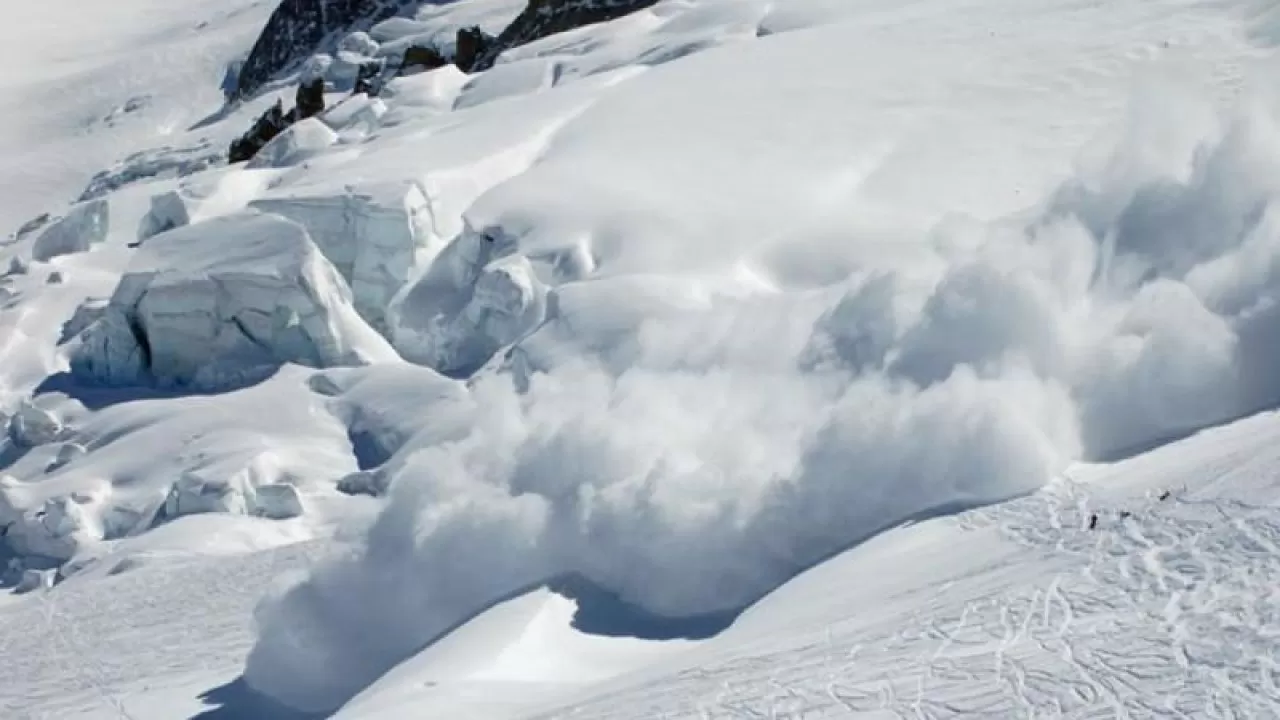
[71,211,397,390]
[31,200,110,262]
[251,181,443,334]
[388,226,548,377]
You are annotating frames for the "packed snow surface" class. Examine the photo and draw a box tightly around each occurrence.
[2,0,1280,717]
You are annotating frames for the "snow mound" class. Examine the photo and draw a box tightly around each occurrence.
[138,167,277,241]
[383,66,470,114]
[70,211,396,390]
[321,95,388,135]
[251,182,443,334]
[246,117,339,169]
[454,58,559,110]
[30,199,110,262]
[390,227,549,376]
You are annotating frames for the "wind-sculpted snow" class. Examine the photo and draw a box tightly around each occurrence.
[70,212,397,390]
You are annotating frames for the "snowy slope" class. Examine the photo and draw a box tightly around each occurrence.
[1,0,1279,717]
[341,409,1280,719]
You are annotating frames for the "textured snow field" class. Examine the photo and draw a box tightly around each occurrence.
[1,0,1279,717]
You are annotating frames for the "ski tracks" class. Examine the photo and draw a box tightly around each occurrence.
[539,476,1280,719]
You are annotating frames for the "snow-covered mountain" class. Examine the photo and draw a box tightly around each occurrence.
[1,0,1279,717]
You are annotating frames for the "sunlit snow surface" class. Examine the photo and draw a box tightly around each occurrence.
[1,0,1280,717]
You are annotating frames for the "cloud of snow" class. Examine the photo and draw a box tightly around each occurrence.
[246,78,1280,711]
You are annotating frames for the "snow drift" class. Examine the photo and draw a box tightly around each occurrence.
[71,211,396,390]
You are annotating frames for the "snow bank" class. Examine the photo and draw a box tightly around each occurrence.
[251,182,442,334]
[30,200,109,262]
[70,211,396,389]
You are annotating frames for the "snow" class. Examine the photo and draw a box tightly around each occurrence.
[250,181,442,334]
[70,211,398,389]
[31,200,110,262]
[1,0,1279,717]
[390,226,550,374]
[246,117,340,169]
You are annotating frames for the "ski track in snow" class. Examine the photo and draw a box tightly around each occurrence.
[529,475,1280,719]
[0,542,321,720]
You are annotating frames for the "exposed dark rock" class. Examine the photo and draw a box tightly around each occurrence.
[235,0,658,99]
[353,58,389,96]
[228,101,290,164]
[235,0,405,99]
[454,26,494,73]
[473,0,660,71]
[399,45,447,74]
[295,77,326,119]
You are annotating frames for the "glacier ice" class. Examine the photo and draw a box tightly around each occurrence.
[389,227,548,377]
[31,199,109,262]
[164,471,252,518]
[71,211,397,390]
[7,401,64,448]
[252,483,305,520]
[137,168,275,242]
[251,182,443,334]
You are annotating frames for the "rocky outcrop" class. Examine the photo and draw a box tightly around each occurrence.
[352,57,389,95]
[400,45,447,74]
[472,0,660,71]
[234,0,406,99]
[453,26,494,73]
[296,77,325,120]
[228,75,330,164]
[229,101,291,164]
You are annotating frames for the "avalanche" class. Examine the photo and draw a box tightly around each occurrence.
[1,0,1279,717]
